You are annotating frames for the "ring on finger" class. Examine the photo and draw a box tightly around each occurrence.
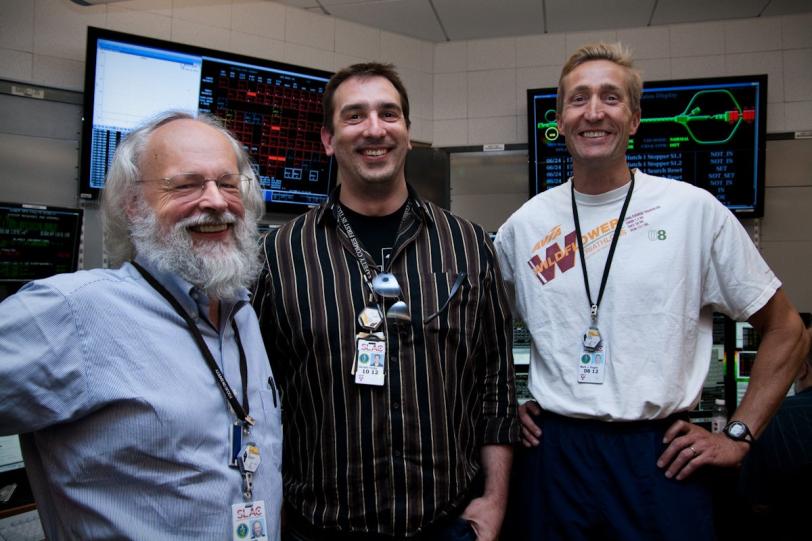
[689,445,698,458]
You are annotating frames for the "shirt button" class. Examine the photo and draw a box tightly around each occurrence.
[392,402,400,410]
[393,450,402,458]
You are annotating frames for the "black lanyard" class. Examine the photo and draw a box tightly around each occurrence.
[334,200,412,285]
[570,171,635,323]
[131,261,254,428]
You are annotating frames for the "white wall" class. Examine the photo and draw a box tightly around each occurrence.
[2,2,810,146]
[0,0,435,142]
[433,14,812,146]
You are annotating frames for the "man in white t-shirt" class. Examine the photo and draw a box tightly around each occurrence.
[495,42,809,541]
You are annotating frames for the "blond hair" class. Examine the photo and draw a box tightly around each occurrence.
[557,42,642,116]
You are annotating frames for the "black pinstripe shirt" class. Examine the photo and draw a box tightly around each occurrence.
[252,186,519,537]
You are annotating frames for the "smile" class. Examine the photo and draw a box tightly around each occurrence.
[581,130,611,138]
[190,224,229,233]
[362,148,389,157]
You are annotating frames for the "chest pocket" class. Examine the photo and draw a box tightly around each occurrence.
[417,271,481,337]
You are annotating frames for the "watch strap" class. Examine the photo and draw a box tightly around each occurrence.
[723,420,754,444]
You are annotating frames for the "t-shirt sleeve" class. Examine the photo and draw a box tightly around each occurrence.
[0,282,90,434]
[702,201,780,320]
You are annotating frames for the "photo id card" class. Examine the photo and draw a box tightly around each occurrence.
[355,335,386,386]
[576,341,608,384]
[232,500,268,540]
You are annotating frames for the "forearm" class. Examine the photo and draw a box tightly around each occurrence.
[480,444,513,500]
[734,323,808,437]
[733,291,809,437]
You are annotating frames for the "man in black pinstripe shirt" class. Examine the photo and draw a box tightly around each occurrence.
[253,63,520,540]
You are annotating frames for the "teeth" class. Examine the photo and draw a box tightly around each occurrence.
[364,149,387,156]
[194,224,228,233]
[582,131,608,138]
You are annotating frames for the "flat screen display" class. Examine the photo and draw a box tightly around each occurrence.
[527,75,767,217]
[80,27,335,214]
[0,203,83,283]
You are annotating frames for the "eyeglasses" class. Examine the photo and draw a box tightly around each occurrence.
[371,273,410,322]
[137,173,250,200]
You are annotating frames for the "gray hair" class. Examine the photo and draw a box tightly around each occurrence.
[101,110,264,267]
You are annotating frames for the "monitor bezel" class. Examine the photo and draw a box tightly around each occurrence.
[527,74,768,218]
[79,27,337,215]
[0,202,83,284]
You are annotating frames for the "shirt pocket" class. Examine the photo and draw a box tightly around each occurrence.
[257,375,283,471]
[417,271,480,339]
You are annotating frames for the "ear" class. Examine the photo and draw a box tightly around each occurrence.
[320,126,335,156]
[123,192,140,222]
[629,109,641,136]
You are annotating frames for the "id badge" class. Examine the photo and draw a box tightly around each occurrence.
[355,333,386,386]
[232,500,268,540]
[229,422,243,467]
[576,340,608,384]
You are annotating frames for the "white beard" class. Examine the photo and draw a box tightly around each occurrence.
[129,200,261,302]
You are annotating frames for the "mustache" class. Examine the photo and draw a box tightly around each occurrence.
[175,211,238,230]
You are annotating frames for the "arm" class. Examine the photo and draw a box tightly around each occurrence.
[658,289,809,480]
[462,444,513,541]
[0,282,89,434]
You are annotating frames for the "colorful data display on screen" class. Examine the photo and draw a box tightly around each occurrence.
[81,28,334,214]
[527,75,767,217]
[0,203,83,283]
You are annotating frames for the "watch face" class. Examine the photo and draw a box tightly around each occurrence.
[727,422,746,438]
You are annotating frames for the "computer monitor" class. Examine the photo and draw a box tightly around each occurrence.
[80,27,336,215]
[0,202,83,295]
[527,74,767,218]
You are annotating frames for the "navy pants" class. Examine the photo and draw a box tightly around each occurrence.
[283,512,475,541]
[506,412,715,541]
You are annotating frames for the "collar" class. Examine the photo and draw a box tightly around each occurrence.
[316,183,435,227]
[130,256,249,324]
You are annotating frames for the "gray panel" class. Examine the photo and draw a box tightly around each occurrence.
[765,138,812,187]
[0,133,80,208]
[761,240,812,313]
[406,146,450,209]
[760,185,812,242]
[0,93,81,140]
[450,150,527,231]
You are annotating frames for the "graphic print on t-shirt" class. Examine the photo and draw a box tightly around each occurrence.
[525,206,661,286]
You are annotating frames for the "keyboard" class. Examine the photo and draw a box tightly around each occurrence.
[0,510,44,541]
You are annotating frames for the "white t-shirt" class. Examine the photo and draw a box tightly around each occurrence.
[495,170,779,421]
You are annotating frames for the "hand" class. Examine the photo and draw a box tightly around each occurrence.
[656,419,750,480]
[462,494,504,541]
[518,401,543,447]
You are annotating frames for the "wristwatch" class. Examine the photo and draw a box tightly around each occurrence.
[723,420,754,444]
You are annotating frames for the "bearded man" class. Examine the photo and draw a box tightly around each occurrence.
[0,111,282,540]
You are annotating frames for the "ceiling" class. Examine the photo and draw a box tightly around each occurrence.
[273,0,812,42]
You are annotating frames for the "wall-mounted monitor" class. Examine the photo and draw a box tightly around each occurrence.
[527,74,767,218]
[80,27,335,215]
[0,202,83,284]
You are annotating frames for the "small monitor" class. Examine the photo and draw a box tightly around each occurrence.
[0,202,83,285]
[80,27,336,215]
[527,74,767,218]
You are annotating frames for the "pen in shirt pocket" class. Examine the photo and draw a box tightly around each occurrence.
[266,376,279,408]
[424,272,467,324]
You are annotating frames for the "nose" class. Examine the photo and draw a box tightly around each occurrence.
[363,112,386,138]
[584,96,605,121]
[197,179,229,212]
